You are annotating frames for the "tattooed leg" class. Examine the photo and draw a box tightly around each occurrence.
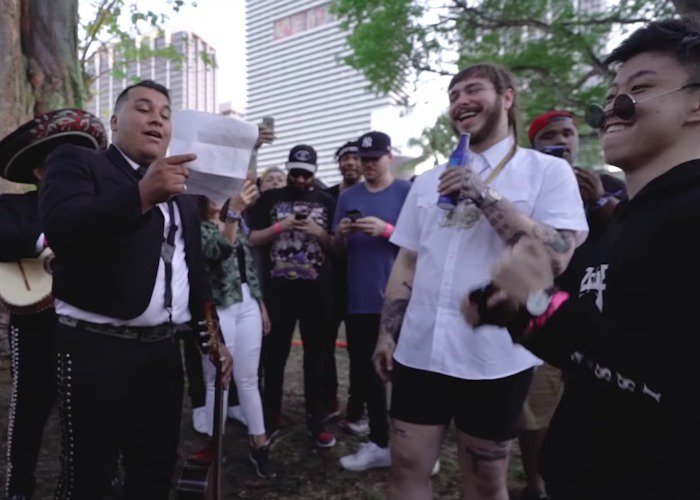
[457,432,511,500]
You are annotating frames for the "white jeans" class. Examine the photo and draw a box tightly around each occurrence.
[202,284,265,436]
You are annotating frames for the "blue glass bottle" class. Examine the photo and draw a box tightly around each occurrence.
[437,133,471,210]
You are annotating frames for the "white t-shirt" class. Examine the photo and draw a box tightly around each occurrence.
[390,135,588,380]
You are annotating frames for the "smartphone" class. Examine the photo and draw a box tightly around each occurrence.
[262,116,274,129]
[346,209,362,222]
[294,213,307,220]
[539,145,566,158]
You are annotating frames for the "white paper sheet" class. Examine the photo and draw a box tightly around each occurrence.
[170,110,259,204]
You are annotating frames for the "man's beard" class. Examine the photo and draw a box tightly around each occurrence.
[469,99,503,148]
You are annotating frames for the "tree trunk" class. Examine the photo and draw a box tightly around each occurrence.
[0,0,28,140]
[21,0,85,114]
[672,0,700,28]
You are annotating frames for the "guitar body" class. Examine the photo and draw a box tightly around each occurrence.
[176,303,224,500]
[175,451,217,500]
[0,248,53,314]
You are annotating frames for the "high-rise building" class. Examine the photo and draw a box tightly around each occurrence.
[246,1,402,184]
[86,31,216,127]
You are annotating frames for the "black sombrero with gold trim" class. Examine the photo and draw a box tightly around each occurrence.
[0,108,107,184]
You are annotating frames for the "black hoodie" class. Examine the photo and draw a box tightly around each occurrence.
[523,160,700,499]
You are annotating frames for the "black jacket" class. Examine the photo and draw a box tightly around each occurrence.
[524,160,700,499]
[0,190,41,262]
[39,144,210,325]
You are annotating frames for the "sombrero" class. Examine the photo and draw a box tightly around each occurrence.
[0,108,107,184]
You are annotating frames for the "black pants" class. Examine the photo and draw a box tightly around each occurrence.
[181,334,205,408]
[54,323,183,500]
[345,314,389,447]
[5,309,56,497]
[262,279,333,428]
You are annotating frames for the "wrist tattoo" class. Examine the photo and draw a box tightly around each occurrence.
[381,298,409,340]
[534,226,574,254]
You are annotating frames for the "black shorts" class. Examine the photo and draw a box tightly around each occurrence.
[390,361,533,441]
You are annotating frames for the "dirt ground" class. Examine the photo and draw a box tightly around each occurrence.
[0,331,527,499]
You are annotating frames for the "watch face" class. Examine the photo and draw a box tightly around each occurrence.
[526,290,550,316]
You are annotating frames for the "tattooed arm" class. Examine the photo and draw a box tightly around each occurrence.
[481,199,576,276]
[372,247,417,382]
[438,164,577,275]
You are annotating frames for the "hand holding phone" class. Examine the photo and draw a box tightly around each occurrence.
[345,209,362,222]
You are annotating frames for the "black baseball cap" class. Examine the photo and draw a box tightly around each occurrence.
[357,131,391,159]
[334,141,359,161]
[286,144,317,174]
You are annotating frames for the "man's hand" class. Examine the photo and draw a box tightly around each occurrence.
[276,215,296,232]
[231,179,259,213]
[372,333,396,383]
[574,167,605,205]
[354,216,387,237]
[491,236,555,305]
[293,217,325,238]
[336,217,354,237]
[214,345,233,389]
[138,153,196,212]
[255,124,275,148]
[437,164,485,201]
[460,285,519,327]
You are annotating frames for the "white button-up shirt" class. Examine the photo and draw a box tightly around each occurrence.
[391,135,588,380]
[55,147,191,326]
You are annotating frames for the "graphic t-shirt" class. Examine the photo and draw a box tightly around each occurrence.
[333,180,411,313]
[249,186,335,282]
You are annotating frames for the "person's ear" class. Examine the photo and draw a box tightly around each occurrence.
[502,87,515,111]
[685,92,700,125]
[110,114,118,133]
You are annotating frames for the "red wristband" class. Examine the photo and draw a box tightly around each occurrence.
[273,221,282,235]
[381,223,394,239]
[525,291,569,334]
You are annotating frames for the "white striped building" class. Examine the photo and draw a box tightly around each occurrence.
[87,31,216,129]
[246,1,402,184]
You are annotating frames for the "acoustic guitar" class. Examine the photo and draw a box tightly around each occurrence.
[0,248,54,314]
[176,302,225,500]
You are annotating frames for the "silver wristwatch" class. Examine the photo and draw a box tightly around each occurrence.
[474,187,502,208]
[525,288,556,317]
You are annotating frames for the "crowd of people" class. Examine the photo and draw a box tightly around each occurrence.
[1,17,699,500]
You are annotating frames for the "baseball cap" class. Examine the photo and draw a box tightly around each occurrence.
[528,110,576,145]
[286,144,317,174]
[357,131,391,159]
[334,141,359,161]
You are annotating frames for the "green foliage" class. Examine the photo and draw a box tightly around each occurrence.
[331,0,678,150]
[78,0,201,100]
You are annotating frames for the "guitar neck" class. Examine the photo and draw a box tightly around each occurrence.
[211,363,224,498]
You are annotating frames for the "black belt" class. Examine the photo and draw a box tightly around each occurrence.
[57,315,190,342]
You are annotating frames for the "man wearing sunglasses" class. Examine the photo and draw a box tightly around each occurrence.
[248,144,338,448]
[467,19,700,499]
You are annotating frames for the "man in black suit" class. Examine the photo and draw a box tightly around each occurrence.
[39,80,232,499]
[0,109,107,500]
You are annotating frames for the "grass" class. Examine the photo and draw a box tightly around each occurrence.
[0,328,526,499]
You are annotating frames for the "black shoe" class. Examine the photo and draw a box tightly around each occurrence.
[249,444,280,479]
[518,487,548,500]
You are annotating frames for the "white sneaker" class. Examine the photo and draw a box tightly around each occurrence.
[431,458,440,476]
[338,415,370,436]
[227,405,248,427]
[339,441,391,471]
[192,406,208,434]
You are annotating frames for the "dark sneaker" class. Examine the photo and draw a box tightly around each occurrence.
[249,445,280,479]
[309,424,336,448]
[518,487,548,500]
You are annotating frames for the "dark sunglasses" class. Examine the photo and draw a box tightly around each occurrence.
[585,82,700,129]
[288,169,313,179]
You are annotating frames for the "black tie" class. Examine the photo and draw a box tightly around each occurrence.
[162,200,178,323]
[136,164,149,179]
